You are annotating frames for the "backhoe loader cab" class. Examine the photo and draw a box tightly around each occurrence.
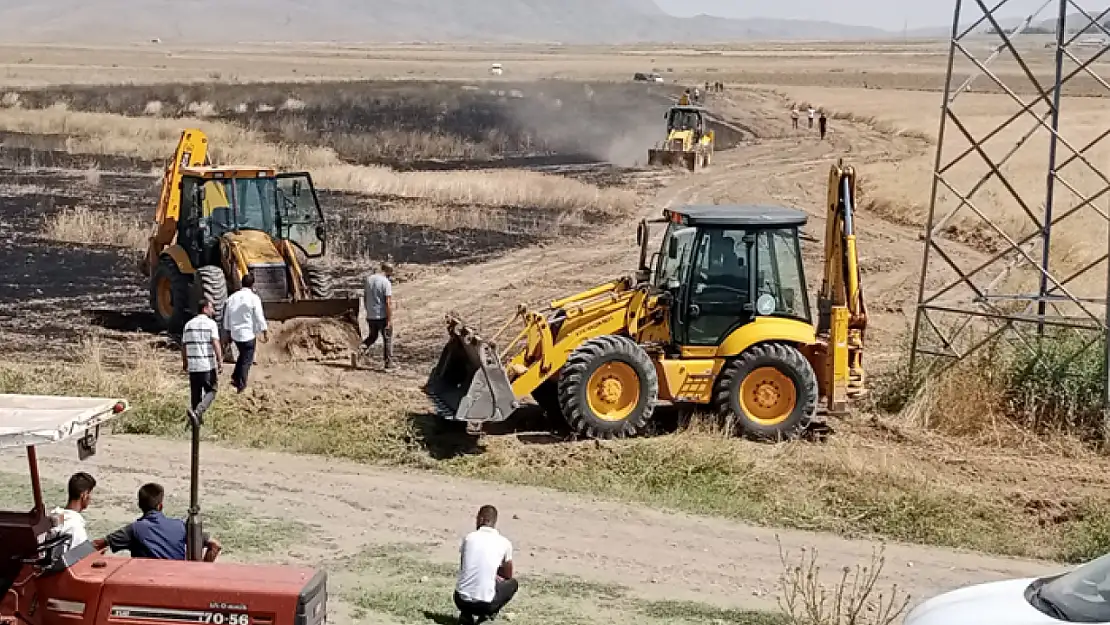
[654,206,812,346]
[143,129,358,336]
[427,161,864,443]
[0,393,328,625]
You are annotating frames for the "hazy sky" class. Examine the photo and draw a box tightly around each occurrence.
[654,0,1098,31]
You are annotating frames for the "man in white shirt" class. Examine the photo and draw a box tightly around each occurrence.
[808,106,816,129]
[224,271,268,393]
[46,472,97,549]
[182,298,222,426]
[454,505,518,625]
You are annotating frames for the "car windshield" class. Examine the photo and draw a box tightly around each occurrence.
[1038,552,1110,622]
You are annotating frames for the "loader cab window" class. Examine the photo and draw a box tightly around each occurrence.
[668,109,700,132]
[755,228,810,322]
[229,177,278,236]
[682,228,752,346]
[654,221,698,291]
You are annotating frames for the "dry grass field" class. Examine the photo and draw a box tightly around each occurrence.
[4,38,1110,624]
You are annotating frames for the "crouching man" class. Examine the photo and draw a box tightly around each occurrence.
[454,505,518,625]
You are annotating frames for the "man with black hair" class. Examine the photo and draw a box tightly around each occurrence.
[454,505,517,625]
[224,270,268,393]
[94,483,221,562]
[183,297,222,426]
[47,472,97,548]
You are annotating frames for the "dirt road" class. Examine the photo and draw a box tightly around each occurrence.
[6,433,1052,622]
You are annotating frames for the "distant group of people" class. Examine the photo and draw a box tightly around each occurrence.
[679,82,726,106]
[791,104,828,140]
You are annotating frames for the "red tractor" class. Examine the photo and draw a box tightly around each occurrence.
[0,394,327,625]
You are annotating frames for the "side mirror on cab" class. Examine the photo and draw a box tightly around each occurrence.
[292,180,302,197]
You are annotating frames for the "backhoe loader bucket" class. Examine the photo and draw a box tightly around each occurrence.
[423,318,518,424]
[261,297,360,322]
[647,149,698,171]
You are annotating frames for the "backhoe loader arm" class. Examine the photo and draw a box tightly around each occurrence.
[141,129,209,277]
[817,159,867,404]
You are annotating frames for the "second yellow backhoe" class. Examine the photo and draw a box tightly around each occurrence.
[647,105,715,172]
[140,129,358,337]
[425,159,866,441]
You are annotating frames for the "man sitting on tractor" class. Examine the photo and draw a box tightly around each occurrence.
[94,483,222,562]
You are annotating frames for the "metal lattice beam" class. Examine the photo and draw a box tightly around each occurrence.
[910,0,1110,379]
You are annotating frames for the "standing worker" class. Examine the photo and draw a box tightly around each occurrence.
[791,107,800,130]
[679,89,691,105]
[808,105,816,129]
[182,298,222,425]
[358,261,395,372]
[454,505,518,625]
[224,271,268,393]
[819,110,828,140]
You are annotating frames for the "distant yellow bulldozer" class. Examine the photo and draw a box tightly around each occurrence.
[425,160,868,441]
[647,105,715,172]
[140,129,358,337]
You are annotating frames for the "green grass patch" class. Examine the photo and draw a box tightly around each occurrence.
[337,543,775,625]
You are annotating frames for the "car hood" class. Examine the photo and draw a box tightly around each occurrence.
[904,578,1060,625]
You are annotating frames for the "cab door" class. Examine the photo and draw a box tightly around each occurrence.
[679,228,755,347]
[275,173,326,258]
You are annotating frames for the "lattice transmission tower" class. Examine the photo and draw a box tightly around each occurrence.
[909,0,1110,403]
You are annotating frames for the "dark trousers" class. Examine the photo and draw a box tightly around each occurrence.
[819,122,827,139]
[362,319,393,366]
[232,339,256,390]
[454,578,518,623]
[189,370,217,416]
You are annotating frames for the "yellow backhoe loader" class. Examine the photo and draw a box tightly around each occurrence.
[139,129,358,336]
[425,160,866,441]
[647,105,715,172]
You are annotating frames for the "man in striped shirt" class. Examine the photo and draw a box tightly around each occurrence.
[182,298,223,426]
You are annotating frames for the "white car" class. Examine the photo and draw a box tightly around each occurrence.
[905,553,1110,625]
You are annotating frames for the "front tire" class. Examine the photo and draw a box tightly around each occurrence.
[557,335,658,439]
[150,256,192,336]
[714,342,818,441]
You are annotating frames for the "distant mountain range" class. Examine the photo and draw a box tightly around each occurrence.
[0,0,895,44]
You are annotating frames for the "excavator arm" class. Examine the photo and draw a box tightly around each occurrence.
[141,129,210,277]
[817,160,867,403]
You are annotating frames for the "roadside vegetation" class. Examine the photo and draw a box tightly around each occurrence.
[3,337,1110,565]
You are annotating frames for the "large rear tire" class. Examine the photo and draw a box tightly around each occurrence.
[714,342,818,441]
[150,256,192,336]
[557,335,658,439]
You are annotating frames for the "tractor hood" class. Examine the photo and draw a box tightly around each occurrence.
[93,556,326,624]
[223,230,285,267]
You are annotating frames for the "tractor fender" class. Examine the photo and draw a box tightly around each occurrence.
[716,317,816,358]
[161,245,195,274]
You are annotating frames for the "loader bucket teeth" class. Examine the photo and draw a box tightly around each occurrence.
[424,321,517,424]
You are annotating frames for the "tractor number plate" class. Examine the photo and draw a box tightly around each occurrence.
[110,606,250,625]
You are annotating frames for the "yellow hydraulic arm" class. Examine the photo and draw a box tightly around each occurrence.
[141,129,210,277]
[818,160,867,404]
